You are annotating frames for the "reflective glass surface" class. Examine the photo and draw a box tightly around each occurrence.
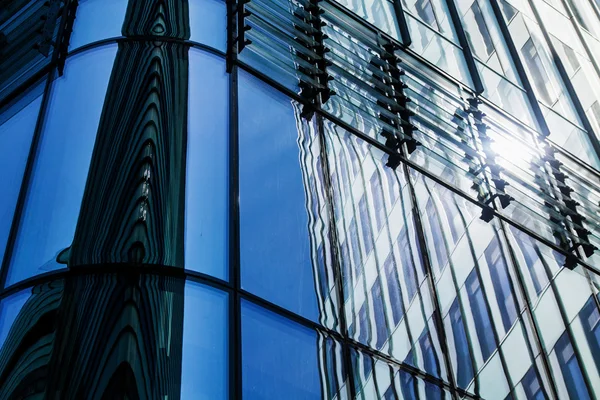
[242,300,321,399]
[181,282,228,399]
[185,49,229,280]
[6,46,117,286]
[0,87,43,265]
[239,71,319,321]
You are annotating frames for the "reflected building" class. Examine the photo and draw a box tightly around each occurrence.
[1,0,600,399]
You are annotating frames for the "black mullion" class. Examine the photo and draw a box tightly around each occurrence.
[392,0,413,46]
[229,61,242,400]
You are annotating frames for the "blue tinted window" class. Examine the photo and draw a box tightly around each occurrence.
[0,90,42,265]
[324,338,340,399]
[0,289,31,350]
[522,366,545,400]
[399,370,417,399]
[425,199,447,271]
[383,253,405,326]
[580,296,600,372]
[341,239,352,298]
[242,301,321,400]
[358,303,370,345]
[359,195,374,256]
[371,279,389,349]
[181,282,228,399]
[370,173,385,232]
[316,243,329,300]
[239,71,318,321]
[185,50,228,280]
[555,332,591,400]
[349,218,363,279]
[398,228,418,302]
[419,332,440,378]
[485,239,517,331]
[7,46,117,286]
[449,300,474,389]
[511,227,548,295]
[69,0,128,50]
[466,269,496,360]
[189,0,227,50]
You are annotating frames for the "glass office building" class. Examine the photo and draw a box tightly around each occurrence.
[1,0,600,398]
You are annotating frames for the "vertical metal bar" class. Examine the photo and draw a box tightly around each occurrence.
[392,0,413,46]
[229,66,242,400]
[443,0,485,93]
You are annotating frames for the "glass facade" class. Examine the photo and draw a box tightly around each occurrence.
[0,0,599,398]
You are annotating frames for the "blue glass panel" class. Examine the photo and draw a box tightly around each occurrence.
[485,238,517,331]
[189,0,227,50]
[580,296,600,372]
[69,0,128,50]
[0,289,31,350]
[449,300,474,389]
[358,195,374,257]
[425,198,448,272]
[522,366,546,400]
[242,301,321,400]
[466,269,496,360]
[185,49,228,280]
[239,71,318,321]
[7,46,117,286]
[398,227,418,302]
[419,331,440,378]
[181,281,228,400]
[371,278,389,349]
[383,253,405,326]
[0,89,43,264]
[555,332,591,400]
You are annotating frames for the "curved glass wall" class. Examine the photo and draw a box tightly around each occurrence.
[0,0,600,398]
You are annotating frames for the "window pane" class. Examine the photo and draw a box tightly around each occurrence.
[6,46,117,286]
[189,0,227,50]
[69,0,128,50]
[466,269,497,360]
[485,239,517,331]
[181,281,228,399]
[449,299,474,389]
[0,87,43,264]
[555,332,591,400]
[242,301,321,399]
[239,71,319,321]
[185,49,228,280]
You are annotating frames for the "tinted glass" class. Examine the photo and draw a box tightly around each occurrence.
[185,49,228,280]
[242,301,321,399]
[239,71,318,321]
[6,46,117,286]
[189,0,227,50]
[0,89,43,265]
[181,281,228,400]
[69,0,128,50]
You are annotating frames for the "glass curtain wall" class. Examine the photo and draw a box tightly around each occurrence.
[0,0,599,399]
